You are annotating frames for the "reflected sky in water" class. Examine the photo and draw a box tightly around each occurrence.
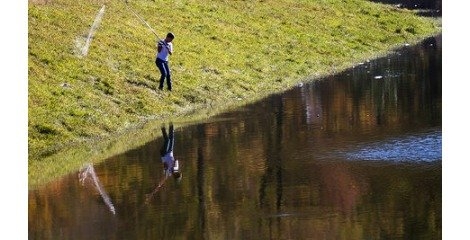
[345,129,441,162]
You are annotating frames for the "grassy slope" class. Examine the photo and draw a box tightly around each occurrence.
[28,0,441,187]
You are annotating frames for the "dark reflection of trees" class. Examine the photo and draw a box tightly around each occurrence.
[196,125,206,240]
[308,35,441,140]
[258,97,284,210]
[258,96,285,239]
[318,164,366,215]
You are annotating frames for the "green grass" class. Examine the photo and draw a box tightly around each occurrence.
[28,0,441,188]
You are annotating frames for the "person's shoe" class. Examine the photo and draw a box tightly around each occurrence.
[158,86,163,90]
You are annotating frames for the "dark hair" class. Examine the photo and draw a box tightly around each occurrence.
[173,171,181,180]
[167,32,175,39]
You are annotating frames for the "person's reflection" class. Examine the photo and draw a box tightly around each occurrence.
[146,123,182,202]
[160,123,181,179]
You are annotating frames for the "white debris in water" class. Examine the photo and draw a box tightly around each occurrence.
[374,75,383,80]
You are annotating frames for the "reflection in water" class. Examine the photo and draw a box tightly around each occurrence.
[368,0,442,17]
[369,0,441,10]
[345,130,441,162]
[79,164,116,215]
[29,36,441,239]
[146,123,182,202]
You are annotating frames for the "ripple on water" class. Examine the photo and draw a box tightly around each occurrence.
[344,130,441,162]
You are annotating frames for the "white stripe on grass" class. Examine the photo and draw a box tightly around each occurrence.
[76,5,106,57]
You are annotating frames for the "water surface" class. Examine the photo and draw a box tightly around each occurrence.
[29,35,441,239]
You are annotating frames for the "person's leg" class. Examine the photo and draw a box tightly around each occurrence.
[155,58,167,90]
[160,127,169,156]
[163,61,172,91]
[168,124,174,152]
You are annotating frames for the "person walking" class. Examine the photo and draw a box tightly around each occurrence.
[155,32,175,91]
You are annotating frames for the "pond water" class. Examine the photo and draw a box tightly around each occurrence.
[29,35,441,239]
[369,0,441,17]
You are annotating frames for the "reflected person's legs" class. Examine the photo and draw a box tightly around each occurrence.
[168,123,175,152]
[160,127,170,157]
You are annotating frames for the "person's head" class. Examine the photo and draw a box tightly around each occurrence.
[172,171,182,181]
[165,32,175,42]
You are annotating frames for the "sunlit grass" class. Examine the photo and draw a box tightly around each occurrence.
[28,0,441,188]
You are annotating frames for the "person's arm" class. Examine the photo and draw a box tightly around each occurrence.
[173,160,179,172]
[157,40,163,53]
[167,43,173,55]
[157,40,172,55]
[145,175,169,203]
